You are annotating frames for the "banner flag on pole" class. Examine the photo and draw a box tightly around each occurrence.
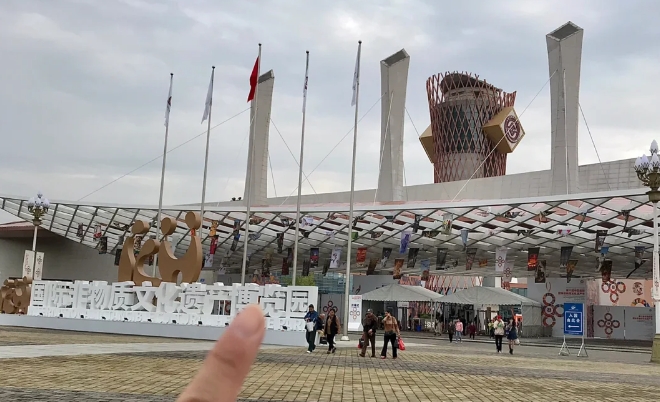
[164,73,173,127]
[302,53,309,113]
[495,247,507,272]
[247,56,260,102]
[351,45,359,106]
[201,68,214,123]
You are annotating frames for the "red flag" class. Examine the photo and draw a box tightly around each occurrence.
[247,57,259,102]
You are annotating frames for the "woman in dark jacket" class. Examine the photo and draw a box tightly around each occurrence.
[507,319,519,354]
[324,309,342,354]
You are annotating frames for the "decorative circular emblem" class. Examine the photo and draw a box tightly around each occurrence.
[503,115,521,143]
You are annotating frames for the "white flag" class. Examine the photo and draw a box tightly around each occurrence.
[302,54,309,113]
[164,74,173,127]
[351,46,360,106]
[201,68,214,123]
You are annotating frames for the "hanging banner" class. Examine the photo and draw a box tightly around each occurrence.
[230,233,240,251]
[276,233,284,254]
[286,247,294,269]
[322,259,330,276]
[281,257,289,276]
[393,258,404,279]
[535,260,546,283]
[209,236,218,255]
[527,247,540,271]
[407,248,419,268]
[133,235,143,255]
[502,261,513,286]
[351,231,358,241]
[209,220,218,237]
[595,230,607,252]
[601,259,613,283]
[310,247,320,268]
[114,248,122,266]
[460,229,469,248]
[478,259,488,268]
[98,236,108,255]
[34,252,44,281]
[367,258,378,275]
[634,246,646,270]
[356,247,367,268]
[204,253,214,269]
[330,247,342,269]
[465,248,477,271]
[441,213,453,235]
[559,246,573,270]
[420,259,430,281]
[495,247,507,272]
[412,214,422,233]
[566,259,578,283]
[22,250,35,279]
[380,248,392,269]
[93,224,102,239]
[302,259,310,276]
[435,248,447,270]
[261,258,271,277]
[399,231,411,254]
[76,223,84,238]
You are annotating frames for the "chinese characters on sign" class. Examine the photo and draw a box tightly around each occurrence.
[563,302,584,336]
[28,280,319,332]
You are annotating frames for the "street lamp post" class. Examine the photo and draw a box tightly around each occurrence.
[634,140,660,363]
[26,191,49,280]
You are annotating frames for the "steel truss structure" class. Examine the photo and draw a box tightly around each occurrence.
[0,189,654,279]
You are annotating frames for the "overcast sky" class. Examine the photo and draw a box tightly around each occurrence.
[1,0,659,224]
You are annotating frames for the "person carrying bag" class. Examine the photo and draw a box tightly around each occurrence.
[380,308,401,359]
[360,309,378,358]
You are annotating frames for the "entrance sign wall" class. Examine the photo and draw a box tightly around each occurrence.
[28,280,318,332]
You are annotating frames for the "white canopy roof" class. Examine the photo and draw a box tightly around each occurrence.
[438,286,542,307]
[360,284,443,302]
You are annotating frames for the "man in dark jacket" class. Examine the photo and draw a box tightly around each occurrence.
[360,309,378,357]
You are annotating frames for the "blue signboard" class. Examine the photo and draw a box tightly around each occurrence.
[563,303,584,336]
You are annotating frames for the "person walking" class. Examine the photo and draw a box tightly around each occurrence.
[493,315,506,353]
[468,322,476,340]
[324,309,341,354]
[303,304,320,353]
[454,319,463,342]
[507,319,519,355]
[380,308,400,359]
[360,309,378,358]
[447,319,455,343]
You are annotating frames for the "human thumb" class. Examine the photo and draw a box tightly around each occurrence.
[177,304,265,402]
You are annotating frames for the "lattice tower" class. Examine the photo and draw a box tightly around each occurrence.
[426,72,516,183]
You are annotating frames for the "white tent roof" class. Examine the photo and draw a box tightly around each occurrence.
[439,286,541,307]
[360,284,443,302]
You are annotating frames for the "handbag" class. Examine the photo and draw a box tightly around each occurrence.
[514,338,520,346]
[320,336,328,345]
[397,338,406,351]
[305,321,315,332]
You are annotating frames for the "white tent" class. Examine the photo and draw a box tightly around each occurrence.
[439,286,543,335]
[361,284,443,302]
[439,286,541,307]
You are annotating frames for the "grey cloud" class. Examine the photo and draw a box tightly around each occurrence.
[0,0,658,212]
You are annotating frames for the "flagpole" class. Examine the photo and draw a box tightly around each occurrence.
[154,73,173,277]
[292,50,310,286]
[342,40,361,341]
[241,44,261,285]
[200,66,215,248]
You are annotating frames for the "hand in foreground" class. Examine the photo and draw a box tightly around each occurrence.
[177,304,266,402]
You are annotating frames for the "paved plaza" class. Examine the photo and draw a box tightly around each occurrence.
[1,327,659,401]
